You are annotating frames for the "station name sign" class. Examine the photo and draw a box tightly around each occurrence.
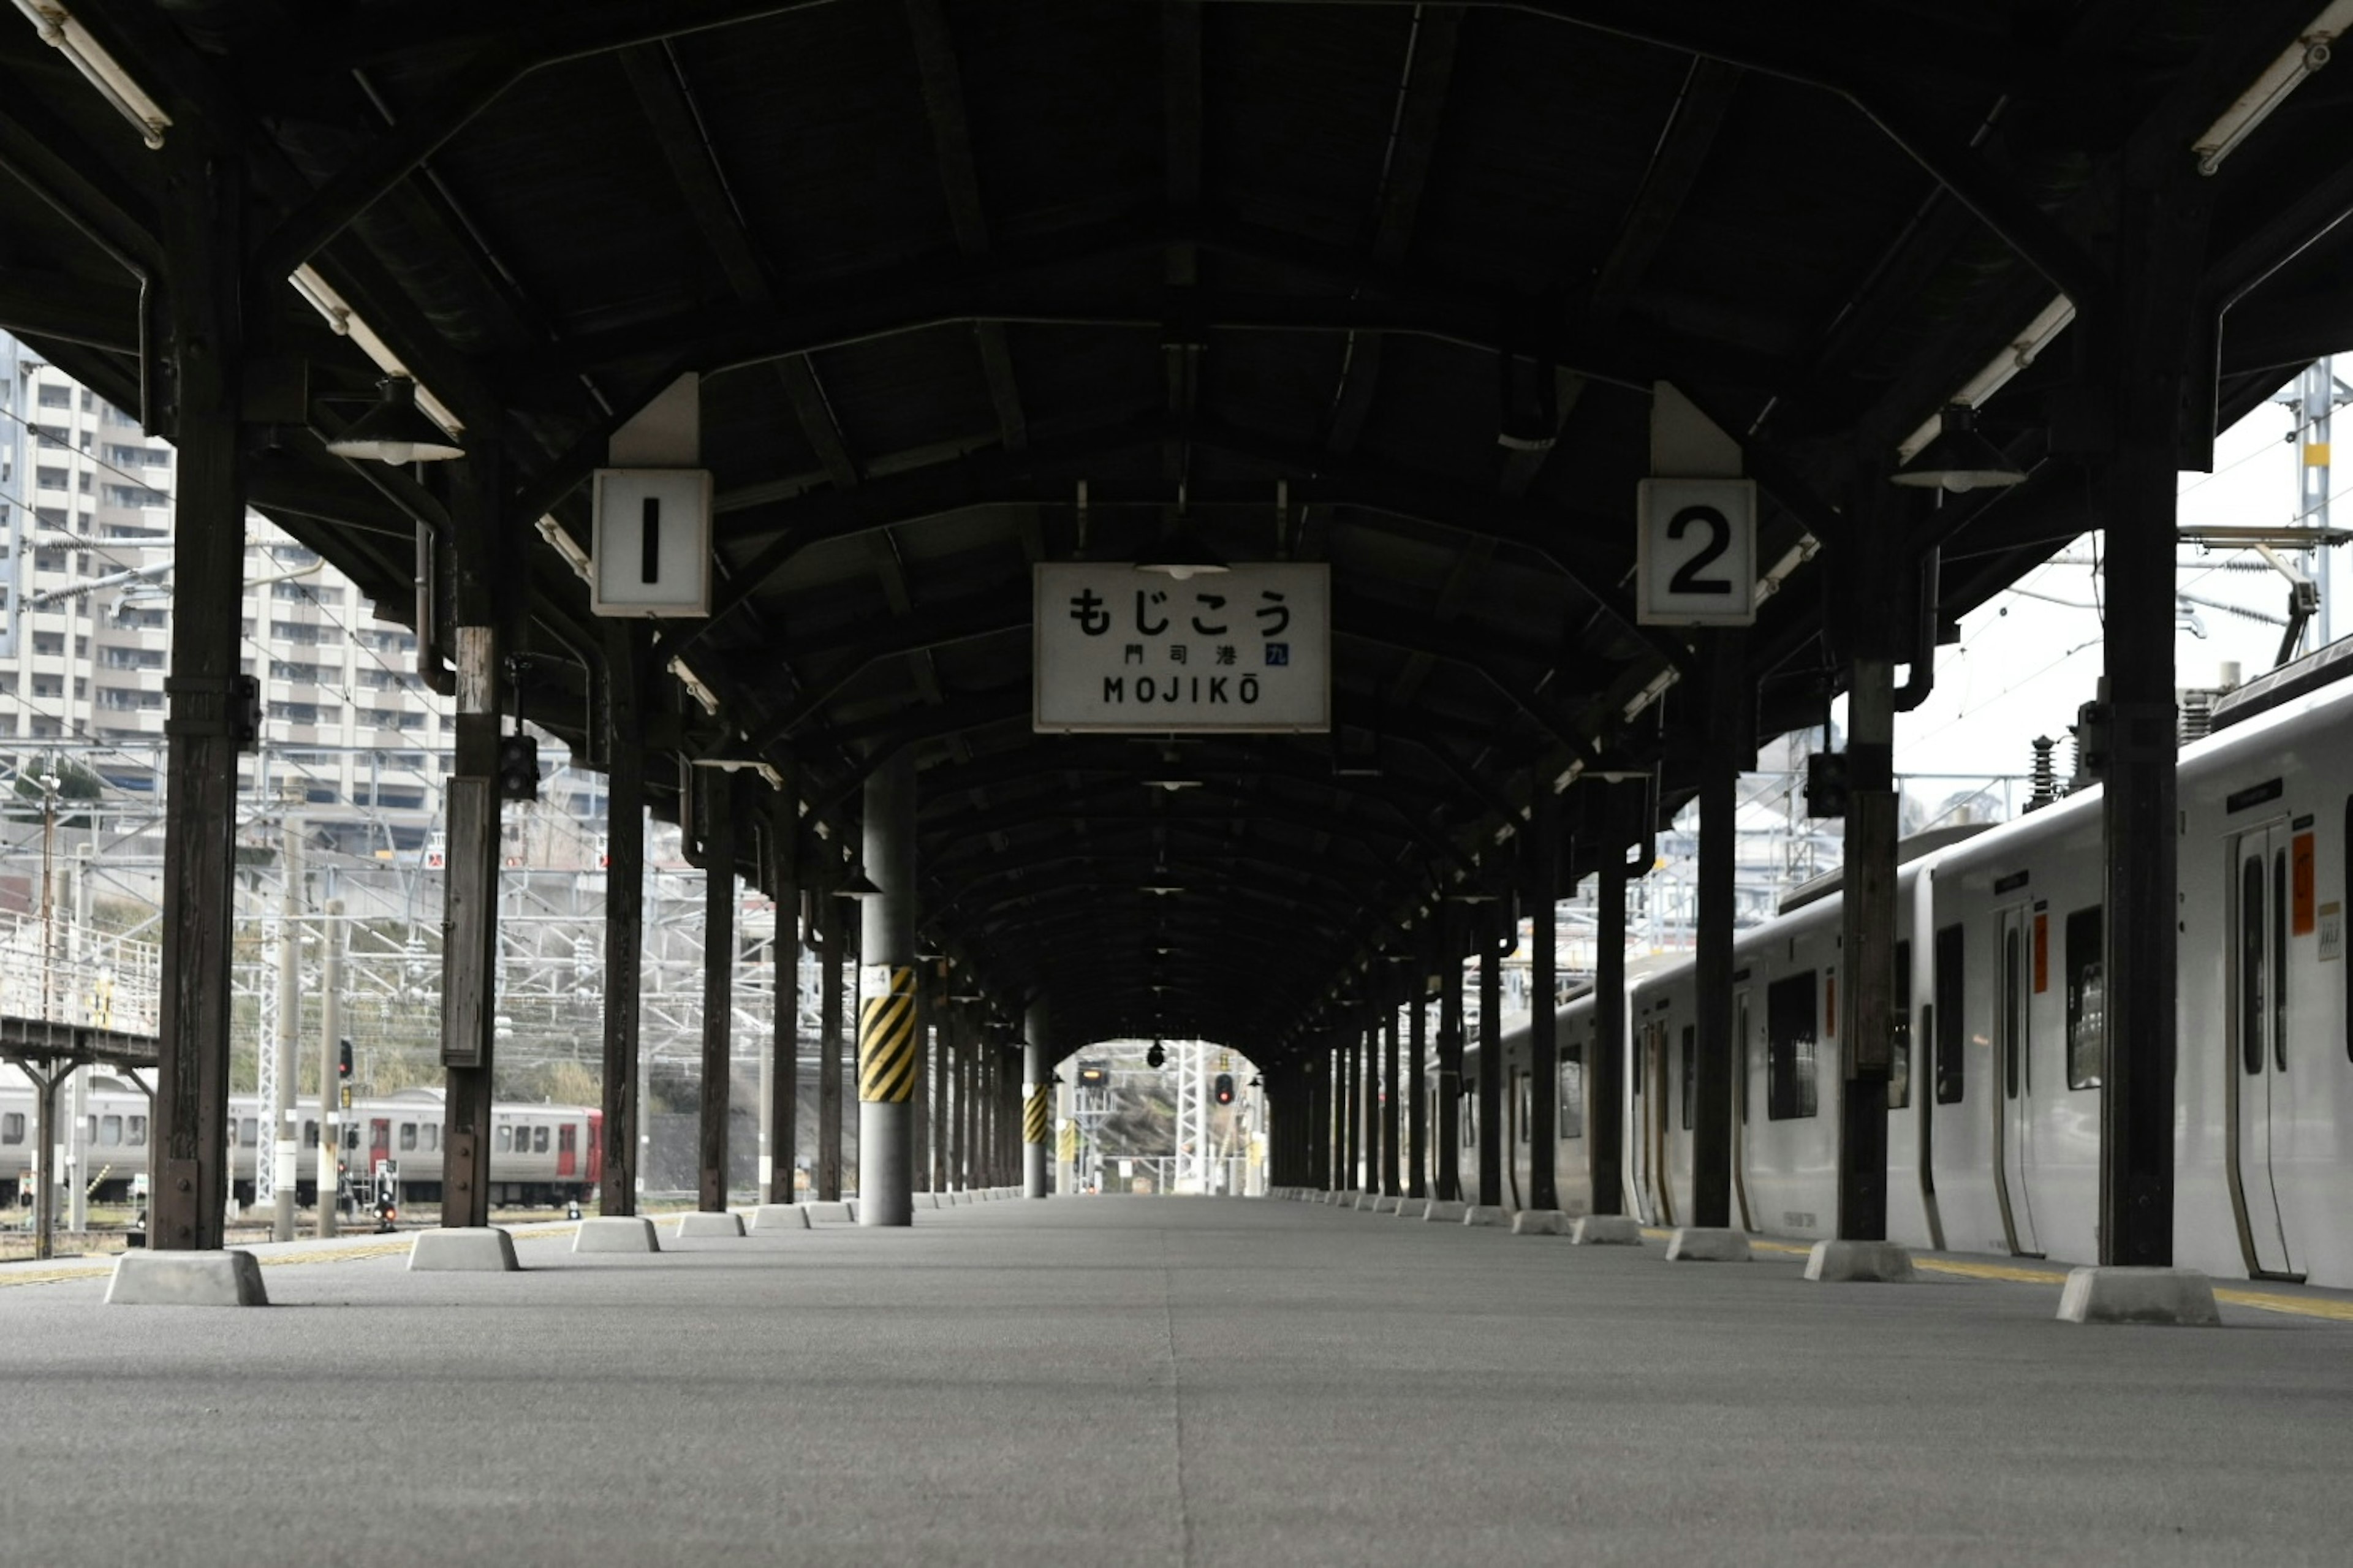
[1034,562,1330,733]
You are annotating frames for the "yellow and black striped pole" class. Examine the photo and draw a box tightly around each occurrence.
[855,751,919,1225]
[1023,1002,1051,1198]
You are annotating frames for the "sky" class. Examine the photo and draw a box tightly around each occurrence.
[1866,374,2340,812]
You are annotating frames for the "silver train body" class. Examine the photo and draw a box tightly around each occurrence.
[1453,657,2353,1290]
[0,1080,598,1208]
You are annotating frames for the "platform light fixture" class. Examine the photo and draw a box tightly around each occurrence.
[833,867,882,901]
[13,1,172,148]
[1132,526,1229,581]
[1890,404,2026,493]
[2192,1,2353,175]
[325,377,466,464]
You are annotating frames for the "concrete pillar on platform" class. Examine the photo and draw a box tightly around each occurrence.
[599,625,646,1216]
[857,751,917,1226]
[1023,1002,1050,1198]
[697,771,737,1214]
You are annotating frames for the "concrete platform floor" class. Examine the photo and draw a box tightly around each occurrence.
[4,1195,2351,1566]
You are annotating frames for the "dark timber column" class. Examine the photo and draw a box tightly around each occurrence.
[438,439,509,1232]
[1838,471,1901,1241]
[1408,941,1430,1200]
[1527,788,1559,1213]
[857,751,917,1225]
[1023,1001,1051,1198]
[765,792,800,1205]
[1343,1029,1361,1189]
[152,140,244,1251]
[1435,903,1464,1202]
[599,624,646,1216]
[1590,791,1629,1217]
[1477,905,1503,1208]
[1374,970,1393,1191]
[2098,174,2208,1267]
[1691,634,1744,1231]
[697,771,736,1213]
[817,887,844,1202]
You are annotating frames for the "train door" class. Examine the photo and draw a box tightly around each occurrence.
[557,1122,578,1178]
[2229,824,2298,1277]
[368,1117,392,1177]
[1627,1022,1650,1222]
[1732,987,1754,1232]
[1507,1070,1528,1210]
[1991,906,2039,1255]
[1646,1021,1675,1227]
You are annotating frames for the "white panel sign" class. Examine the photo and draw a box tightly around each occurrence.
[591,468,713,616]
[1034,562,1330,733]
[1636,477,1757,627]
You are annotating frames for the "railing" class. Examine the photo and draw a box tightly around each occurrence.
[0,909,162,1036]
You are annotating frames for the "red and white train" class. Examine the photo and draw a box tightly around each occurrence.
[0,1078,599,1209]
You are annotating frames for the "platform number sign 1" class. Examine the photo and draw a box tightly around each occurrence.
[589,468,713,617]
[1636,477,1757,627]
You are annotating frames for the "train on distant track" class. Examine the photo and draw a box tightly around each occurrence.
[1460,643,2353,1292]
[0,1078,599,1209]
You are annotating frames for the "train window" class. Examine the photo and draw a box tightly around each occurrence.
[2274,848,2289,1074]
[99,1115,121,1146]
[1889,942,1912,1110]
[1461,1096,1476,1148]
[1516,1075,1530,1145]
[423,1125,439,1151]
[128,1115,145,1146]
[0,1112,20,1143]
[303,1121,318,1149]
[238,1116,257,1148]
[2242,856,2264,1077]
[534,1126,550,1153]
[495,1126,512,1153]
[1767,972,1819,1120]
[2066,907,2104,1090]
[1737,994,1753,1124]
[87,1116,98,1145]
[1561,1055,1584,1140]
[398,1123,417,1152]
[1934,924,1964,1104]
[1680,1025,1696,1131]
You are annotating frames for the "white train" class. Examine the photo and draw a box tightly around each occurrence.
[0,1075,599,1210]
[1455,645,2353,1290]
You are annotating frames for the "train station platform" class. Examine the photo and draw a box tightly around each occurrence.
[5,1195,2351,1566]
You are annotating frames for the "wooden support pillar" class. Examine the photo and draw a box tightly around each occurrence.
[1476,904,1503,1206]
[765,790,800,1205]
[1435,902,1464,1202]
[1691,633,1745,1230]
[697,770,736,1213]
[1590,787,1629,1218]
[1839,653,1898,1240]
[1526,787,1559,1212]
[1408,933,1429,1200]
[1381,967,1401,1197]
[152,139,246,1252]
[438,437,510,1232]
[598,623,646,1216]
[2097,173,2210,1267]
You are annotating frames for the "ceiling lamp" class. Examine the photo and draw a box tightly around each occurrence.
[833,867,882,900]
[325,377,465,464]
[1890,404,2025,493]
[1133,528,1229,581]
[1143,776,1202,791]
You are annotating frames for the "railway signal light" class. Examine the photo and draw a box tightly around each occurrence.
[498,732,540,801]
[1145,1041,1166,1069]
[1804,752,1849,819]
[338,1039,353,1079]
[1214,1072,1234,1106]
[1077,1061,1109,1089]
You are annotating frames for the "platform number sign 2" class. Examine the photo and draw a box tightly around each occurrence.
[1636,477,1757,627]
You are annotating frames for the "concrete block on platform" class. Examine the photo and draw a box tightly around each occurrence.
[803,1201,855,1225]
[572,1216,660,1254]
[675,1211,746,1239]
[1665,1227,1751,1262]
[105,1249,267,1306]
[1571,1215,1645,1246]
[1423,1200,1468,1222]
[1461,1205,1508,1227]
[1805,1240,1915,1282]
[1510,1209,1565,1236]
[1393,1199,1428,1219]
[1371,1195,1399,1213]
[407,1227,520,1272]
[2056,1266,2222,1325]
[751,1205,810,1232]
[1354,1192,1382,1211]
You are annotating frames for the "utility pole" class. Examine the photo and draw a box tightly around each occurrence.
[316,898,343,1237]
[271,800,302,1241]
